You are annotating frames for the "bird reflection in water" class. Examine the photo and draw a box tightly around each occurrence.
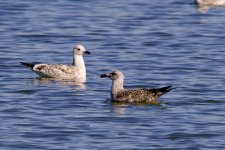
[32,77,86,90]
[111,103,127,115]
[110,101,161,115]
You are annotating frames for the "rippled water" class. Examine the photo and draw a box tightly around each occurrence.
[1,0,225,149]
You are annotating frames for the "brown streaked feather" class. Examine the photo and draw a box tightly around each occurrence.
[48,64,76,75]
[36,65,46,71]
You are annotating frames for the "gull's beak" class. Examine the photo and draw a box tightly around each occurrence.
[84,50,91,55]
[100,73,111,78]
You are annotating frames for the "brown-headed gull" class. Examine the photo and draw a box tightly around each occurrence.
[21,44,90,82]
[100,70,172,103]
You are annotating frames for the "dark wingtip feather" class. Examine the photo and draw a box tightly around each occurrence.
[20,62,35,69]
[160,85,174,93]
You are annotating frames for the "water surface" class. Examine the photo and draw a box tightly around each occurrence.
[1,0,225,149]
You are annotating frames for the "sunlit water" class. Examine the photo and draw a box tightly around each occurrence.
[1,0,225,149]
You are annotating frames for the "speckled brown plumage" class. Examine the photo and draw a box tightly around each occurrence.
[100,70,172,103]
[113,86,172,103]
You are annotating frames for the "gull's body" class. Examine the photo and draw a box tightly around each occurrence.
[100,70,172,103]
[197,0,225,6]
[20,44,90,82]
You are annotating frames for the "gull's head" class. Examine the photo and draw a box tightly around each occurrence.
[100,70,124,81]
[73,44,91,55]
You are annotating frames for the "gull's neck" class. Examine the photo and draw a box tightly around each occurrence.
[73,54,85,67]
[72,54,86,80]
[111,78,124,97]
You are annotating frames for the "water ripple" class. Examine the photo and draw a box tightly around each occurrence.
[1,0,225,149]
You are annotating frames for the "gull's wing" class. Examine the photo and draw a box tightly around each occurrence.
[114,86,172,103]
[33,64,78,78]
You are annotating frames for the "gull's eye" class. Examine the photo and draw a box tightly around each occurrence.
[77,48,81,51]
[111,72,116,76]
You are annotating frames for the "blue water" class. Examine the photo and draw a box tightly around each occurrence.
[1,0,225,149]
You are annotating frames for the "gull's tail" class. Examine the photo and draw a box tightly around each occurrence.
[20,62,35,69]
[148,85,174,98]
[158,85,173,94]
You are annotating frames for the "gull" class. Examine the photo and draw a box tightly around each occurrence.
[20,44,90,82]
[196,0,225,6]
[100,70,172,103]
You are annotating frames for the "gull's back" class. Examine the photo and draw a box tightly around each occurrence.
[113,86,172,103]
